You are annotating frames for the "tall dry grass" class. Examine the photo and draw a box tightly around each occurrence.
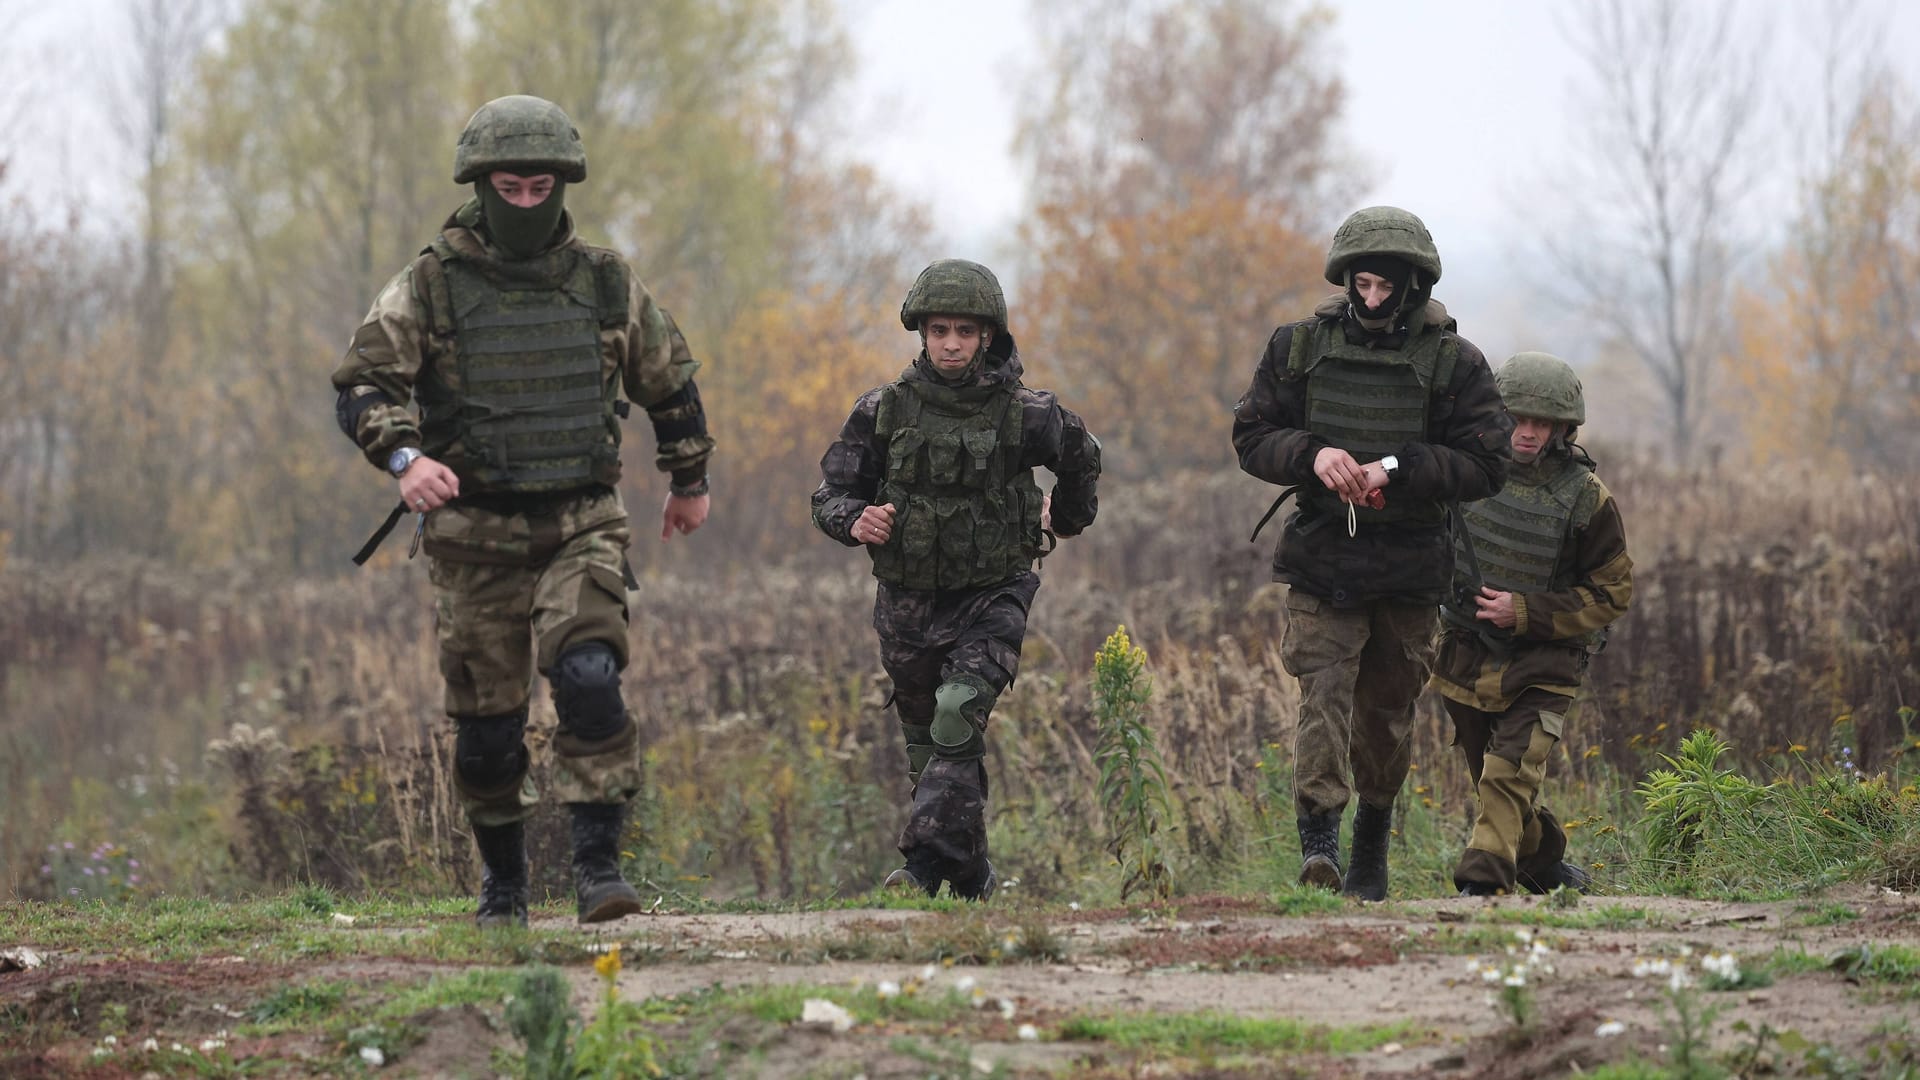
[2,455,1914,900]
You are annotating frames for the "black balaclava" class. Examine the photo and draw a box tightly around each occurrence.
[475,178,567,259]
[1345,253,1418,327]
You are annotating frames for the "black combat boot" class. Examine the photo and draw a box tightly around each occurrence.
[568,803,644,924]
[1341,802,1392,902]
[949,860,998,902]
[883,857,942,897]
[473,821,529,928]
[1297,812,1344,891]
[1519,860,1593,895]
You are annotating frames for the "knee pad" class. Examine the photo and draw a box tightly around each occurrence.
[553,641,629,743]
[931,674,995,761]
[455,710,529,795]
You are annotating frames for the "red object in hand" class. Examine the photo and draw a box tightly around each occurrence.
[1364,489,1386,511]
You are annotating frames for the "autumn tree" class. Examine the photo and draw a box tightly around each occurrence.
[1016,0,1359,471]
[1544,0,1767,463]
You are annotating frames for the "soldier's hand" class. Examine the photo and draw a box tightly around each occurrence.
[853,503,895,545]
[1041,492,1053,533]
[662,492,710,540]
[1474,587,1517,629]
[399,457,460,512]
[1314,447,1369,503]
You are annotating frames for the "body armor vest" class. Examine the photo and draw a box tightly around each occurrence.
[1444,457,1596,640]
[869,376,1042,590]
[418,240,627,495]
[1287,317,1457,526]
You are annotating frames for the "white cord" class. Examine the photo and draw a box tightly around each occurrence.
[1347,500,1357,538]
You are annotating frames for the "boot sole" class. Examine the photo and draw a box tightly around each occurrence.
[1299,856,1343,891]
[579,890,644,924]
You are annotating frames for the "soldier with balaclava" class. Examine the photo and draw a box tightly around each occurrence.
[1434,352,1633,897]
[811,260,1101,899]
[1232,207,1511,901]
[331,96,715,926]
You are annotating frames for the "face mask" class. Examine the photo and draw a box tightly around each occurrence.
[476,179,566,259]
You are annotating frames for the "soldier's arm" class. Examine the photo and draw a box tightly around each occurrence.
[1017,390,1101,537]
[1392,337,1512,503]
[330,263,431,469]
[1514,486,1634,640]
[810,390,884,546]
[1231,326,1323,487]
[620,277,714,487]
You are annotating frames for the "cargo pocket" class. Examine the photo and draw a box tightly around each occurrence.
[423,504,536,565]
[936,498,975,587]
[962,429,999,489]
[886,430,925,485]
[900,495,938,558]
[927,432,963,485]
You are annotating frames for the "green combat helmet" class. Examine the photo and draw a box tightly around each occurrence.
[900,259,1008,332]
[1497,351,1585,424]
[1323,206,1443,287]
[453,95,588,184]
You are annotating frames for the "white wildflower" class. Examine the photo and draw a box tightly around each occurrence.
[141,1038,159,1053]
[1668,969,1694,993]
[1068,902,1081,912]
[955,975,977,994]
[875,980,901,999]
[1503,970,1527,988]
[1514,928,1534,943]
[1701,952,1741,982]
[801,998,855,1034]
[199,1038,226,1052]
[1596,1020,1627,1037]
[1631,957,1672,979]
[1479,964,1503,984]
[1016,1023,1039,1041]
[101,1036,118,1047]
[998,997,1017,1020]
[920,964,939,983]
[360,1045,386,1067]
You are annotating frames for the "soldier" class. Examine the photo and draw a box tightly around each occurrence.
[331,96,715,926]
[1232,206,1511,900]
[812,259,1100,899]
[1434,352,1633,896]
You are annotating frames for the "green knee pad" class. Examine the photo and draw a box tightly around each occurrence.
[901,722,934,784]
[932,676,994,760]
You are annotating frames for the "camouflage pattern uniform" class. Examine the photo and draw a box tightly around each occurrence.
[1232,207,1511,900]
[1433,352,1633,896]
[331,96,714,925]
[812,259,1100,900]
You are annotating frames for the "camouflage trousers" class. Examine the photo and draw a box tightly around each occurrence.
[425,489,641,826]
[1279,589,1438,817]
[875,572,1038,891]
[1446,688,1572,892]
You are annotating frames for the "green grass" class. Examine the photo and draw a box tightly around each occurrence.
[1474,903,1672,931]
[1270,884,1346,917]
[1789,902,1861,927]
[1056,1010,1419,1056]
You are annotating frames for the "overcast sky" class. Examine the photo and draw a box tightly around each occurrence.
[16,0,1920,369]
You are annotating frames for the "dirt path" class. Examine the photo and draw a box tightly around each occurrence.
[5,888,1917,1077]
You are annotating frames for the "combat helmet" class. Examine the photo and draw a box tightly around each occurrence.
[900,259,1008,332]
[1497,352,1585,425]
[453,95,588,184]
[1323,206,1443,287]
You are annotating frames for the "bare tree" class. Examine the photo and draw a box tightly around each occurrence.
[1547,0,1767,462]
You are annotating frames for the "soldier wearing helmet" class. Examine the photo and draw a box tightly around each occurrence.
[1232,206,1512,901]
[1434,352,1634,897]
[330,95,716,927]
[811,259,1101,899]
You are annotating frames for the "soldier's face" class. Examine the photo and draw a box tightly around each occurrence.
[489,171,558,208]
[923,316,991,376]
[1352,271,1395,311]
[1510,416,1562,462]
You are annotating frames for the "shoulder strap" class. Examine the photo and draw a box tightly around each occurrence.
[415,244,456,340]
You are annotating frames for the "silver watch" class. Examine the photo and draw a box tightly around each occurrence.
[387,446,424,477]
[1378,454,1399,482]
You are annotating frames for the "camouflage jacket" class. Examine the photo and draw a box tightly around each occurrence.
[1431,447,1634,711]
[811,334,1101,578]
[330,199,714,494]
[1231,296,1511,605]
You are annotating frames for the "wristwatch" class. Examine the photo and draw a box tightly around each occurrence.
[669,475,711,498]
[387,446,424,477]
[1378,455,1399,484]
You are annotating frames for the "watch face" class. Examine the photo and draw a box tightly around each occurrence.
[388,448,415,475]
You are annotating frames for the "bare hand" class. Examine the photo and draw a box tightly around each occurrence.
[1314,447,1372,503]
[1041,492,1053,533]
[399,456,460,511]
[1474,587,1517,629]
[661,493,709,540]
[853,503,895,546]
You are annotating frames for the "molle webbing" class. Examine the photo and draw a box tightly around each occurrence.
[419,244,626,494]
[869,378,1042,590]
[1458,462,1590,594]
[1289,318,1455,526]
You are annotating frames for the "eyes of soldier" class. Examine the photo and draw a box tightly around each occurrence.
[1351,271,1395,309]
[489,172,557,208]
[923,318,990,357]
